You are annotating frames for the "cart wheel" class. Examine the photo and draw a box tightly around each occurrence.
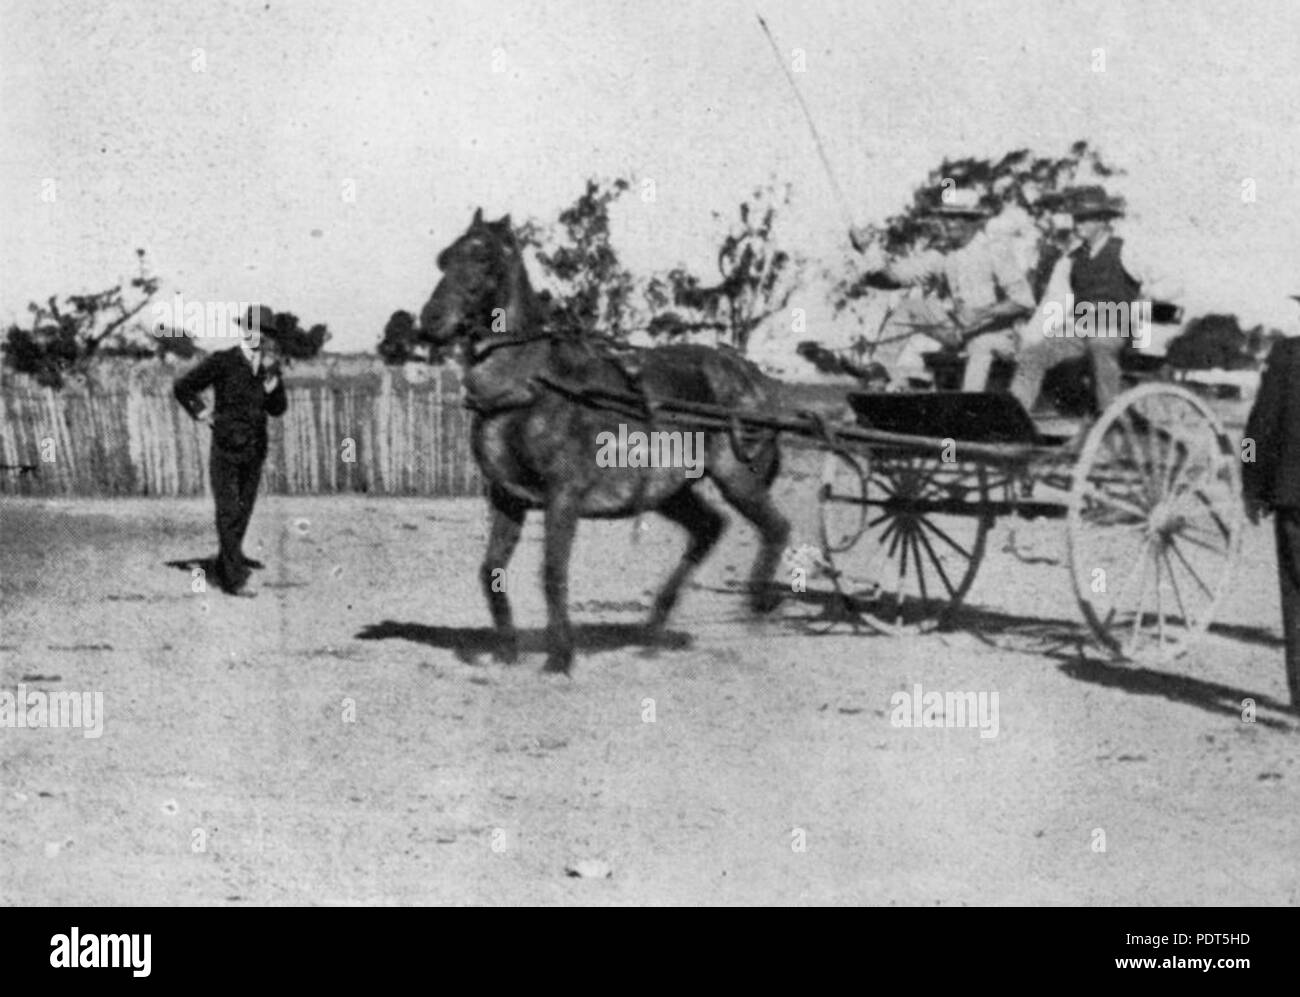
[1067,383,1243,663]
[819,449,992,633]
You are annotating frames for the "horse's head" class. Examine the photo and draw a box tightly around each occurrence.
[420,208,526,354]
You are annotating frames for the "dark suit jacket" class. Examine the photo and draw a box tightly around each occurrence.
[1244,337,1300,507]
[174,347,287,455]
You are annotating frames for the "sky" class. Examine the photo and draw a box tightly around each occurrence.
[2,0,1298,353]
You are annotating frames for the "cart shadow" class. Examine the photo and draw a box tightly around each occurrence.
[1055,658,1295,729]
[774,588,1296,726]
[944,604,1294,725]
[354,620,692,665]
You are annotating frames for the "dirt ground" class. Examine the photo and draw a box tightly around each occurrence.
[1,447,1297,906]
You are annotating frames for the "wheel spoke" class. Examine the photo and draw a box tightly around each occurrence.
[1101,535,1152,630]
[910,532,930,607]
[1159,545,1195,633]
[1082,485,1149,523]
[1172,528,1230,555]
[1155,548,1167,648]
[1124,547,1151,656]
[917,514,972,560]
[1167,537,1216,599]
[915,520,959,598]
[884,517,908,559]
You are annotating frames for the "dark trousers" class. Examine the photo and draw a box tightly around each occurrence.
[1274,508,1300,707]
[210,444,265,592]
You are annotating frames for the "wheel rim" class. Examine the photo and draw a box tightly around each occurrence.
[818,449,869,554]
[1067,383,1242,662]
[820,449,991,633]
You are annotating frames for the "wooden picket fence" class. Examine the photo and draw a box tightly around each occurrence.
[0,368,483,498]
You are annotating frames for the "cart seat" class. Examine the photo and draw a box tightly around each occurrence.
[845,390,1046,445]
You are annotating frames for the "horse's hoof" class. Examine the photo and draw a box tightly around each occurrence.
[749,585,784,615]
[542,653,573,675]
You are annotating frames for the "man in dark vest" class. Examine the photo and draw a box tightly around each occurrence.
[1243,305,1300,711]
[1009,186,1178,416]
[174,304,287,597]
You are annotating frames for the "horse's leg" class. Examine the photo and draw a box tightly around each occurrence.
[710,445,791,614]
[647,486,727,633]
[481,484,527,663]
[541,487,582,674]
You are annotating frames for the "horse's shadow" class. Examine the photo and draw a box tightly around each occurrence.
[355,620,692,665]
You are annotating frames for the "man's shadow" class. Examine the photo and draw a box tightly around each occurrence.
[355,620,691,665]
[164,556,215,574]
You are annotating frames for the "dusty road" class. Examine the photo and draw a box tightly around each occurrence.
[1,451,1296,905]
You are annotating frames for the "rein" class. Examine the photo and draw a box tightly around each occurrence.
[464,329,557,366]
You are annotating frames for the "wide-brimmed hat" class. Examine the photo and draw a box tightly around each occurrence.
[236,304,276,333]
[1060,185,1126,219]
[928,187,992,218]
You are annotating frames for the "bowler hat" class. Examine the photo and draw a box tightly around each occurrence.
[1061,185,1126,219]
[237,304,277,333]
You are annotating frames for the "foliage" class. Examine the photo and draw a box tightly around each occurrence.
[1,249,174,389]
[1165,314,1282,370]
[517,177,637,340]
[262,310,331,364]
[643,181,802,354]
[833,140,1123,311]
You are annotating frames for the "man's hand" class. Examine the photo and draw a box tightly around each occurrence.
[194,407,212,426]
[261,361,282,393]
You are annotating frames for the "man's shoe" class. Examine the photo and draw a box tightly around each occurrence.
[224,585,258,598]
[240,556,265,570]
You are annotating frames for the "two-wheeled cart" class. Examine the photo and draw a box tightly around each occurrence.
[537,373,1244,663]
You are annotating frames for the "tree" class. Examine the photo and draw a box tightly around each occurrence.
[833,140,1124,310]
[1166,314,1259,370]
[378,309,421,364]
[644,181,802,354]
[1,249,173,388]
[518,177,637,340]
[263,310,330,363]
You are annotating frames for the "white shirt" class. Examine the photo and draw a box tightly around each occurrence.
[883,228,1036,316]
[238,341,262,375]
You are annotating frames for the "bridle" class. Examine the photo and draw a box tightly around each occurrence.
[461,328,557,367]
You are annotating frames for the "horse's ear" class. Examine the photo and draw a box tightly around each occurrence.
[499,214,512,229]
[472,207,483,225]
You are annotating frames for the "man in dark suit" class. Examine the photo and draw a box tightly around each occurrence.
[1242,320,1300,711]
[174,305,287,597]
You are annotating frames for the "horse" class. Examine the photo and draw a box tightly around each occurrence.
[419,208,791,674]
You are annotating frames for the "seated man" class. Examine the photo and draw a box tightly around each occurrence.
[851,188,1035,390]
[1009,185,1180,417]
